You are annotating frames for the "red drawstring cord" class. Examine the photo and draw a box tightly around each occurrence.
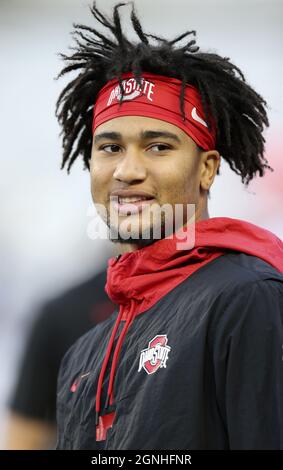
[95,306,123,426]
[105,304,137,408]
[95,301,137,426]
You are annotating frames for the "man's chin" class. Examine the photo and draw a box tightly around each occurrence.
[108,223,167,246]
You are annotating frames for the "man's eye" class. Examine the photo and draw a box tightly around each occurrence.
[148,144,171,152]
[100,144,121,153]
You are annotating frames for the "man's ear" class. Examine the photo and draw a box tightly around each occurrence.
[199,150,221,191]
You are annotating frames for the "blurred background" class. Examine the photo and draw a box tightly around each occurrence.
[0,0,282,449]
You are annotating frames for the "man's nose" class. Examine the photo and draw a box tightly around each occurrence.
[113,149,147,183]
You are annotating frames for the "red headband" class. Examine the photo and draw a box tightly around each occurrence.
[92,72,216,150]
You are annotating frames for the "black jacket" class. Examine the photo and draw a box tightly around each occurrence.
[56,218,283,449]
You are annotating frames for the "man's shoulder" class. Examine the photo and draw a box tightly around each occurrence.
[175,251,283,329]
[203,254,283,340]
[57,311,117,381]
[222,251,282,279]
[210,251,283,305]
[192,251,283,294]
[74,310,117,348]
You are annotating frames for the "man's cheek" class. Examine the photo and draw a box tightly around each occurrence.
[91,171,106,196]
[91,181,102,205]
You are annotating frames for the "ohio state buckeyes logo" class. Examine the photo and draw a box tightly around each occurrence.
[107,77,155,106]
[138,334,171,375]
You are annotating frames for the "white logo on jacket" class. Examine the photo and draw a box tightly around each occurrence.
[138,334,171,375]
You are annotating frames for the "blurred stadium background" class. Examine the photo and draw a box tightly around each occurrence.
[0,0,282,447]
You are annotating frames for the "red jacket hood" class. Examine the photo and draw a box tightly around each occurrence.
[105,216,283,319]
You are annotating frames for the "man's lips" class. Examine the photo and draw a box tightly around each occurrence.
[109,189,156,215]
[110,189,155,199]
[110,197,155,215]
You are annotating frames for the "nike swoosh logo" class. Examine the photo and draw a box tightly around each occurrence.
[70,372,90,393]
[191,107,208,128]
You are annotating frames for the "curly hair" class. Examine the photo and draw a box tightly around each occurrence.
[55,1,273,186]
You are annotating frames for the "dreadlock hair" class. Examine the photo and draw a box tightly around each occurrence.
[55,1,273,187]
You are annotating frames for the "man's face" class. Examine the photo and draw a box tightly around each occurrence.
[90,115,204,245]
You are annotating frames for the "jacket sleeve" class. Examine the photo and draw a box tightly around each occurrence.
[212,278,283,449]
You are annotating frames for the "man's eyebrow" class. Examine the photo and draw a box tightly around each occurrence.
[93,130,181,145]
[94,132,122,144]
[141,130,181,143]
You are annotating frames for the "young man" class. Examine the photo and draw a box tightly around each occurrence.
[55,2,283,449]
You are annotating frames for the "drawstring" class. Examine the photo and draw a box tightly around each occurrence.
[95,307,123,426]
[105,304,137,408]
[95,302,136,426]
